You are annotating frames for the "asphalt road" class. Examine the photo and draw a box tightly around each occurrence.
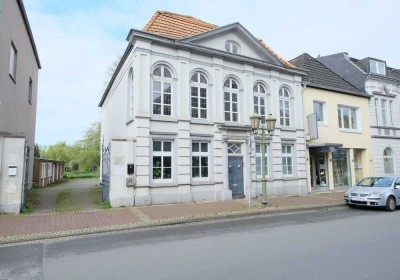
[1,206,399,280]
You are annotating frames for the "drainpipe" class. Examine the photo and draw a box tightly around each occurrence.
[301,81,310,194]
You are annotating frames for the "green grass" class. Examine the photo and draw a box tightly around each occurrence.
[63,171,100,179]
[21,188,40,214]
[94,186,112,209]
[55,190,81,213]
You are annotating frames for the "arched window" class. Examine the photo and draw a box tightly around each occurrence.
[127,68,134,120]
[383,147,394,174]
[224,78,239,122]
[190,72,208,119]
[152,65,172,116]
[253,83,267,124]
[279,87,291,126]
[225,41,240,54]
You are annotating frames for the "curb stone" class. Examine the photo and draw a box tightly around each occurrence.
[0,202,345,245]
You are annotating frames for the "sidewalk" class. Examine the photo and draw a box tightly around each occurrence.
[0,192,345,244]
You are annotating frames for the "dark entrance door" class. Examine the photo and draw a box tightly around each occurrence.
[228,156,244,196]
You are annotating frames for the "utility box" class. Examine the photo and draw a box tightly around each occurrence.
[8,166,17,176]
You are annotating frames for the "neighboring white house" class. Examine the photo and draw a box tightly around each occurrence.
[0,0,41,213]
[99,11,307,207]
[318,53,400,176]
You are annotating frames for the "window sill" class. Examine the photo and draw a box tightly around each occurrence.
[151,116,178,123]
[282,177,299,181]
[150,182,177,188]
[280,127,296,132]
[317,122,329,127]
[339,129,362,134]
[191,119,213,125]
[191,180,216,186]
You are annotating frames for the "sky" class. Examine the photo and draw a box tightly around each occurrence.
[24,0,400,146]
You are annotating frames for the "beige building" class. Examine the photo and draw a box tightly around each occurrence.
[291,54,372,192]
[0,0,41,213]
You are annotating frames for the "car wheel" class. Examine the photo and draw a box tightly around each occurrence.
[385,196,396,212]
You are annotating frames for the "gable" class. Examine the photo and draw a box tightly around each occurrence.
[179,23,290,67]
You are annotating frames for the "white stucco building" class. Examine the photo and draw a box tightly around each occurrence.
[99,11,308,207]
[0,0,41,213]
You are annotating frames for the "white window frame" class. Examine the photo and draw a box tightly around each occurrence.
[9,42,17,81]
[190,72,208,120]
[127,68,134,121]
[224,78,239,122]
[152,140,173,183]
[282,144,294,176]
[152,65,173,116]
[191,142,209,180]
[383,147,394,175]
[374,98,379,125]
[369,60,386,75]
[41,163,46,179]
[48,163,52,178]
[337,105,359,131]
[313,100,326,124]
[253,83,267,124]
[255,143,269,177]
[279,88,291,127]
[225,41,240,54]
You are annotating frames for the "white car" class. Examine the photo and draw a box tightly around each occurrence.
[344,177,400,211]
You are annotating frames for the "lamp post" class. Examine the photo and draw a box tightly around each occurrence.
[250,113,276,205]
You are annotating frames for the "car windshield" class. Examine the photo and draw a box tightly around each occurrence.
[356,177,394,187]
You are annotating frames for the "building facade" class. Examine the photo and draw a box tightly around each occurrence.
[291,54,373,192]
[99,11,308,207]
[318,53,400,177]
[0,0,41,213]
[33,158,65,187]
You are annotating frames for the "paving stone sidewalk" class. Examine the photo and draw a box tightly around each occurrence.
[0,191,345,244]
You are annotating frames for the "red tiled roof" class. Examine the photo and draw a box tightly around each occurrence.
[143,10,217,39]
[143,11,295,68]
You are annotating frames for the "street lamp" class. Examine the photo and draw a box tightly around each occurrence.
[250,113,276,205]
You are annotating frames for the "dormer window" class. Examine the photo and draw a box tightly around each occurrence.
[370,60,386,75]
[225,41,240,54]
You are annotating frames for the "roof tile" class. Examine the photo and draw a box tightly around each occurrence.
[143,11,295,68]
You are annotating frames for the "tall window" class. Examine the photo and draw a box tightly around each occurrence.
[127,68,134,120]
[279,88,291,126]
[313,101,325,122]
[191,72,207,119]
[256,144,269,176]
[282,144,293,176]
[338,105,358,130]
[383,148,394,174]
[9,42,17,81]
[374,98,379,125]
[192,142,209,179]
[152,140,173,181]
[370,60,386,75]
[381,100,387,126]
[224,78,239,122]
[152,65,172,116]
[253,83,267,124]
[28,78,33,104]
[389,101,394,126]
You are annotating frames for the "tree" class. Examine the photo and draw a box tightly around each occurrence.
[76,121,101,172]
[34,144,41,157]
